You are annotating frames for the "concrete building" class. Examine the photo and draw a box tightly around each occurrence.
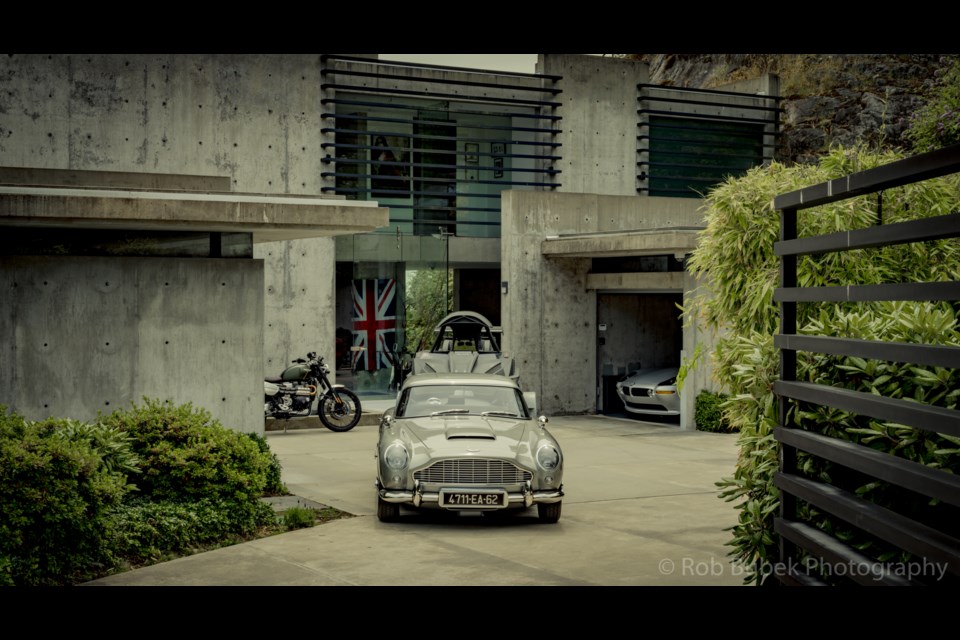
[0,53,779,432]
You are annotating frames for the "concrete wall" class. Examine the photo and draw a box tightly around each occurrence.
[0,256,264,433]
[256,237,337,377]
[537,55,649,196]
[501,189,712,418]
[0,54,342,428]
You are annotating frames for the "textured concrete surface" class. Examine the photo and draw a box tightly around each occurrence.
[0,255,265,433]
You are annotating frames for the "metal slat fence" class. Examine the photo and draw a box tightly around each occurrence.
[773,143,960,586]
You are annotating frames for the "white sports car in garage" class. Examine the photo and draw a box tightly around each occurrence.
[616,367,680,416]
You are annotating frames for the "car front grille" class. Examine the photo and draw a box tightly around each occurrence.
[415,459,532,484]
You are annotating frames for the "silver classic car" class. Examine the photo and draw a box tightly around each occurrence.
[375,372,564,523]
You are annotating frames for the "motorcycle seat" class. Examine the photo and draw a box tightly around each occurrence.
[265,375,285,383]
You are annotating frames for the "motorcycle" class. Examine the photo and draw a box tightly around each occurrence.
[264,351,362,432]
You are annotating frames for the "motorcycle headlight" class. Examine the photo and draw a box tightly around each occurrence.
[384,442,409,470]
[536,444,561,471]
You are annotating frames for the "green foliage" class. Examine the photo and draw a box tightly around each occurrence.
[405,268,453,353]
[98,398,272,505]
[282,506,317,530]
[107,497,275,568]
[695,391,735,433]
[0,408,133,586]
[685,145,960,584]
[906,58,960,153]
[247,432,287,496]
[0,400,292,585]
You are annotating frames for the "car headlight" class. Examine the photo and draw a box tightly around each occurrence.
[536,444,561,471]
[383,442,409,470]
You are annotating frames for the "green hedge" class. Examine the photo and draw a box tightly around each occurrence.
[0,400,285,585]
[0,409,131,586]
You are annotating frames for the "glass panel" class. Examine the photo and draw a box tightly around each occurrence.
[0,229,252,258]
[648,116,764,198]
[335,260,406,398]
[414,107,456,237]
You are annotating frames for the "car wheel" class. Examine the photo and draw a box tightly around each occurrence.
[537,501,562,524]
[377,496,400,522]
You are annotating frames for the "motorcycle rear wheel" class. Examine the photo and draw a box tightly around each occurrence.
[318,388,362,432]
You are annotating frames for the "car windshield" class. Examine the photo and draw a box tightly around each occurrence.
[398,385,528,418]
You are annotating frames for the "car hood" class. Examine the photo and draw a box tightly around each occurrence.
[396,415,533,459]
[622,367,677,385]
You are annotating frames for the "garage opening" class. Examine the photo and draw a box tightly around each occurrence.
[597,292,683,422]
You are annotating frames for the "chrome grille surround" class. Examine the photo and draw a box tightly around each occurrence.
[414,458,533,485]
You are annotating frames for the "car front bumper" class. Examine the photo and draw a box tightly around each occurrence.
[379,480,563,508]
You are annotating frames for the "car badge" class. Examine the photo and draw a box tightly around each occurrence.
[466,447,480,453]
[647,389,655,396]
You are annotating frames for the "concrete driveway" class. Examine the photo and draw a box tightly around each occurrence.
[85,414,747,586]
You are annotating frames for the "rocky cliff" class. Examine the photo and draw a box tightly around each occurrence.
[633,54,960,164]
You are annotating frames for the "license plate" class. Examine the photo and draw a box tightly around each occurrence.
[440,490,507,508]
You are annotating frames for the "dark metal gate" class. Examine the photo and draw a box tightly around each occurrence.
[773,143,960,585]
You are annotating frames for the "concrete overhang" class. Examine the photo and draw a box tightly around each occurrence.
[586,271,684,292]
[0,186,390,243]
[541,227,703,258]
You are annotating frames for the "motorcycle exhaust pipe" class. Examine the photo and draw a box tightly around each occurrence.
[294,385,317,397]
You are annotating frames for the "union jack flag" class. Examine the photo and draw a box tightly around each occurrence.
[352,278,397,372]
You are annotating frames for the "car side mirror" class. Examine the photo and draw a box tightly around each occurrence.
[538,415,549,428]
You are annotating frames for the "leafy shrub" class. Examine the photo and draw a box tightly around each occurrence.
[247,432,287,496]
[685,145,960,584]
[694,391,734,433]
[1,399,290,584]
[99,399,272,506]
[0,408,133,586]
[107,496,276,569]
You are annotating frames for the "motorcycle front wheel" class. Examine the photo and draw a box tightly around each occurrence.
[317,388,362,432]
